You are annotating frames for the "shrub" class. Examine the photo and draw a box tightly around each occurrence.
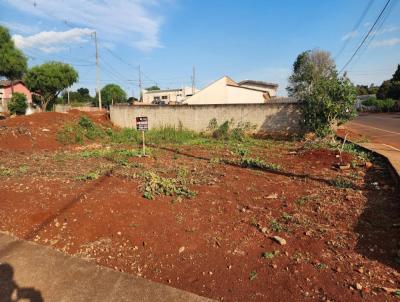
[8,93,27,115]
[210,119,256,141]
[57,116,106,144]
[213,121,231,139]
[362,97,396,112]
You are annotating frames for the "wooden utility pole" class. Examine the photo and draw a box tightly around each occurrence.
[191,65,196,95]
[93,31,102,109]
[138,65,142,102]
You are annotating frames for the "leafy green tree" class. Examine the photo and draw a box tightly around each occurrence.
[61,87,92,104]
[24,61,78,111]
[94,84,127,107]
[77,87,90,96]
[287,49,356,136]
[0,26,27,92]
[392,64,400,82]
[8,92,27,115]
[145,85,160,91]
[377,80,391,100]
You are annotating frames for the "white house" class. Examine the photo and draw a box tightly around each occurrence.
[142,86,199,105]
[183,76,278,105]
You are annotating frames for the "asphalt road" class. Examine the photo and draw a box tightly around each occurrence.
[343,113,400,150]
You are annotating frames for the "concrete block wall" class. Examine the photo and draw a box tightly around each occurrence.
[110,101,301,134]
[110,102,301,134]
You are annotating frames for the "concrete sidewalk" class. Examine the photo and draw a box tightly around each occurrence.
[337,127,400,187]
[0,232,213,302]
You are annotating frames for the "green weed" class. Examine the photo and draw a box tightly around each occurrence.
[142,171,196,200]
[330,177,354,189]
[295,196,310,206]
[0,166,12,177]
[314,263,328,270]
[238,157,281,171]
[249,271,257,281]
[270,220,284,232]
[261,251,279,260]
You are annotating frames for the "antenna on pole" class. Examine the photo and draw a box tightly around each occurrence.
[93,31,102,109]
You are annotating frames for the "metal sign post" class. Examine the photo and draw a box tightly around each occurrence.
[136,117,148,156]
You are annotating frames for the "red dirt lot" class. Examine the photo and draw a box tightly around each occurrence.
[0,112,399,301]
[0,110,110,152]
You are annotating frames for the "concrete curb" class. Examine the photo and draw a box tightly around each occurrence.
[337,134,400,188]
[0,232,214,302]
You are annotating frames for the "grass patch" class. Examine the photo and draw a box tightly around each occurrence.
[262,251,279,260]
[295,196,311,206]
[76,164,113,181]
[142,171,196,200]
[0,166,12,177]
[330,176,354,189]
[238,157,281,171]
[270,219,285,232]
[57,116,107,144]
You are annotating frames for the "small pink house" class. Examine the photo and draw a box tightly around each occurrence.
[0,80,33,113]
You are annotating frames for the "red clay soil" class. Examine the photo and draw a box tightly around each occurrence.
[0,113,399,301]
[0,110,110,152]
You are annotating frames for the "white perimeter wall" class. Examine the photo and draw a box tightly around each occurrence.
[110,102,301,134]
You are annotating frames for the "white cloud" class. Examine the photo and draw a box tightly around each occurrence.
[370,38,400,48]
[371,26,400,36]
[13,28,94,53]
[4,0,166,51]
[342,31,358,41]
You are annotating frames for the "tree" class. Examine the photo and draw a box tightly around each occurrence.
[61,87,92,104]
[95,84,127,107]
[287,49,356,136]
[77,87,90,96]
[377,80,392,100]
[145,85,160,91]
[0,26,27,92]
[8,92,27,115]
[287,49,337,99]
[24,61,78,111]
[392,64,400,82]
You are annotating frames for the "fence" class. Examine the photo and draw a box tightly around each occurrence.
[110,100,301,135]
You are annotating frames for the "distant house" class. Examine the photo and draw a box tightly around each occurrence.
[183,76,279,105]
[142,87,199,105]
[0,80,32,113]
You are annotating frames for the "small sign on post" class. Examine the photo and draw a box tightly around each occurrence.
[136,116,148,156]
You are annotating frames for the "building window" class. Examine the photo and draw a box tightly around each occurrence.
[153,96,160,101]
[161,95,168,100]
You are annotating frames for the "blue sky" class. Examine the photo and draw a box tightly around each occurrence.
[1,0,400,97]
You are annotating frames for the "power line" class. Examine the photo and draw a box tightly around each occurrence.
[339,0,393,74]
[334,0,374,61]
[351,0,398,65]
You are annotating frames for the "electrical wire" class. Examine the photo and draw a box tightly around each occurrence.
[334,0,374,61]
[339,0,393,74]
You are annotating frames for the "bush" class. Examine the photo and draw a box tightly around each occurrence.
[362,97,396,112]
[210,119,256,141]
[8,93,27,115]
[57,116,106,144]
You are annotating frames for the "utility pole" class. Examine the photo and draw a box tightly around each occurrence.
[191,65,196,95]
[93,31,102,109]
[138,65,142,102]
[67,89,70,105]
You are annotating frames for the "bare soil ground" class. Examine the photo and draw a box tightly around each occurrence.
[0,112,399,301]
